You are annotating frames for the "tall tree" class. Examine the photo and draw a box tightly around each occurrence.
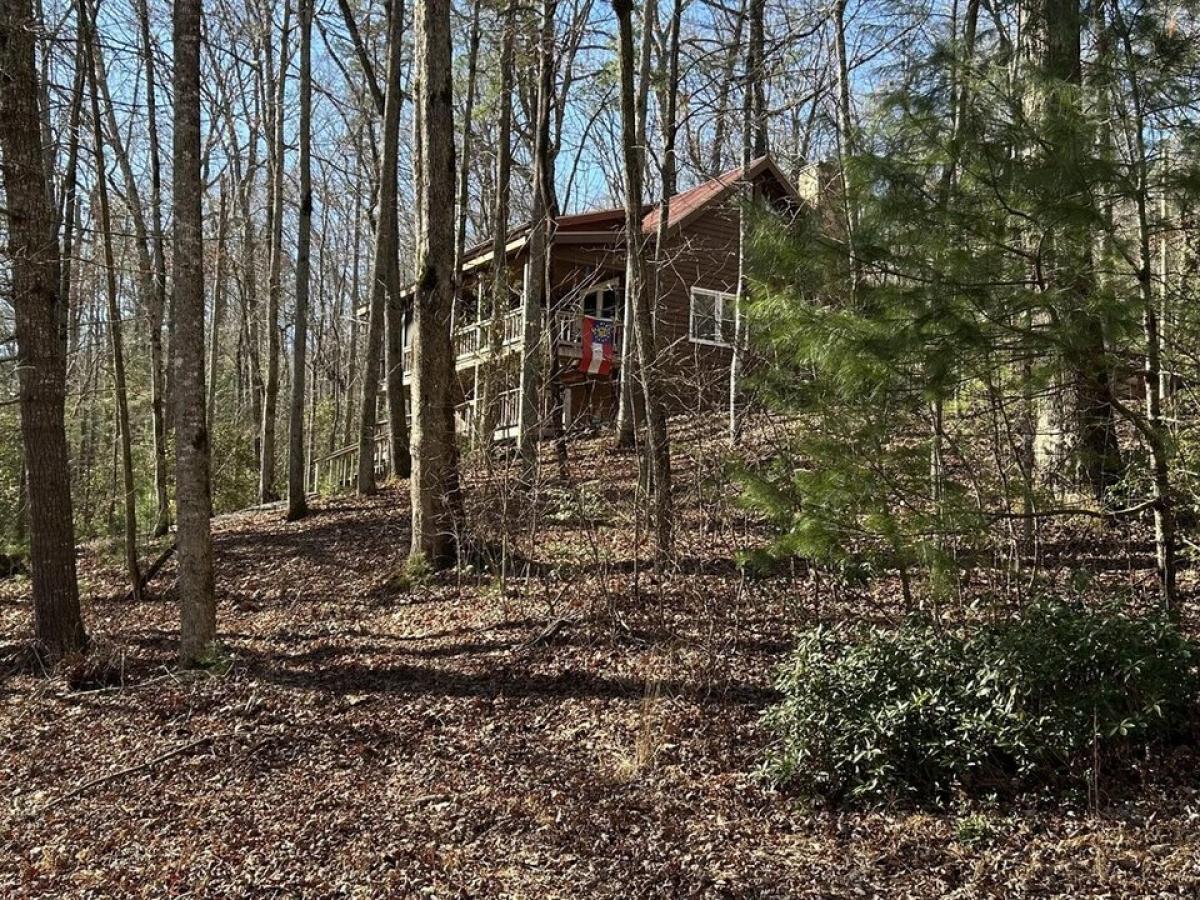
[1106,0,1176,609]
[358,0,409,493]
[729,0,765,444]
[614,0,674,564]
[87,24,142,601]
[475,0,517,450]
[88,5,172,536]
[260,0,292,503]
[173,0,217,664]
[0,0,88,659]
[287,0,314,520]
[409,0,461,567]
[613,0,656,449]
[453,0,482,297]
[208,176,230,431]
[136,0,172,537]
[516,0,557,480]
[383,0,412,483]
[1027,0,1120,496]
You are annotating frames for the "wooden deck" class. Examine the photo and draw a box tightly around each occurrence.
[310,388,523,494]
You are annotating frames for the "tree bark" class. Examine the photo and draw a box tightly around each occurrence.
[0,0,88,659]
[614,0,674,564]
[614,0,656,449]
[173,0,217,665]
[475,0,517,451]
[208,178,229,434]
[453,0,482,302]
[517,0,557,482]
[136,0,171,537]
[359,0,409,492]
[1028,0,1120,497]
[729,0,764,445]
[260,0,292,503]
[87,28,142,602]
[383,0,411,483]
[410,0,462,567]
[287,0,313,520]
[335,0,386,115]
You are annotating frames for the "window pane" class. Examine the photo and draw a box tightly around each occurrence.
[720,298,736,344]
[601,288,618,320]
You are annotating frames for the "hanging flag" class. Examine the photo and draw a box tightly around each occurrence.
[579,315,616,376]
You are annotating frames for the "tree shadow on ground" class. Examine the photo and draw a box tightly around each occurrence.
[238,650,780,708]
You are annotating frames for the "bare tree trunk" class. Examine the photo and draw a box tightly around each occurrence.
[709,1,746,176]
[517,0,557,482]
[651,0,683,311]
[287,0,313,520]
[57,23,85,359]
[261,0,292,503]
[728,0,764,446]
[208,178,229,434]
[360,0,409,492]
[88,6,171,536]
[410,0,462,567]
[1028,0,1119,497]
[173,0,217,665]
[833,0,860,292]
[383,0,411,482]
[453,0,482,300]
[475,0,517,451]
[614,0,657,449]
[0,0,87,659]
[344,156,363,447]
[335,0,385,115]
[240,69,265,467]
[136,0,171,537]
[87,30,142,601]
[614,0,674,564]
[1110,3,1176,611]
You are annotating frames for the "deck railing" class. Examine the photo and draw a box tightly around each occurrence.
[312,391,526,494]
[402,310,621,375]
[451,309,523,362]
[309,428,391,494]
[456,387,522,440]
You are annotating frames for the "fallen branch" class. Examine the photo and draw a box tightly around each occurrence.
[125,541,176,601]
[36,732,232,815]
[524,616,577,648]
[986,497,1159,522]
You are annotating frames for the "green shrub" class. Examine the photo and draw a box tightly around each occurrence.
[761,602,1197,804]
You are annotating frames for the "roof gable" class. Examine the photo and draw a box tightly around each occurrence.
[640,154,801,234]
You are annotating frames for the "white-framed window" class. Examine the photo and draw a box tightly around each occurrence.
[689,287,736,346]
[581,278,621,320]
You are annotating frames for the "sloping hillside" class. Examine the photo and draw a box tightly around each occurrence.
[2,425,1198,897]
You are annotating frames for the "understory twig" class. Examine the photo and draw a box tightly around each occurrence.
[35,732,233,815]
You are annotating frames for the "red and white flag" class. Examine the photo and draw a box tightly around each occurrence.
[579,315,615,376]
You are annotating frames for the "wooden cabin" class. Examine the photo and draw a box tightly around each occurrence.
[437,155,803,437]
[313,155,807,489]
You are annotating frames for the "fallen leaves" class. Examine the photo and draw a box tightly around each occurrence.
[1,422,1198,896]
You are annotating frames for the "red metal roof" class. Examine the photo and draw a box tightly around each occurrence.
[640,155,793,233]
[447,155,799,270]
[553,155,796,238]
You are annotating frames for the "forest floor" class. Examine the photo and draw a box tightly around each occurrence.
[2,417,1200,898]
